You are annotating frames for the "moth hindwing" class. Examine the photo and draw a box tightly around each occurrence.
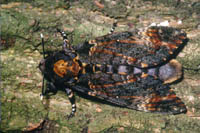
[39,26,188,119]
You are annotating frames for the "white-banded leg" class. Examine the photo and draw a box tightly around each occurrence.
[65,88,76,120]
[57,29,71,52]
[40,81,58,100]
[109,22,117,34]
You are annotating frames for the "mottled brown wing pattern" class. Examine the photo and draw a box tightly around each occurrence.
[88,26,188,68]
[74,71,187,114]
[71,26,187,114]
[134,88,186,114]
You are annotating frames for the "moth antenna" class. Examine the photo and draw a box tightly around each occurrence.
[40,33,45,58]
[40,33,46,99]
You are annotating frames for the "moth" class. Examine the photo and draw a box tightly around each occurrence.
[39,24,188,119]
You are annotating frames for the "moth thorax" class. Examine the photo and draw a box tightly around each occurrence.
[53,59,81,78]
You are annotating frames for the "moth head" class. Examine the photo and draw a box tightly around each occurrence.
[39,30,80,96]
[39,50,81,83]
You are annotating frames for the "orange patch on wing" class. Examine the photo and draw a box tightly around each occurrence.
[149,94,177,103]
[178,103,186,107]
[119,95,143,99]
[168,51,173,54]
[143,103,157,107]
[98,40,116,46]
[141,63,148,68]
[146,107,156,111]
[118,72,127,75]
[141,73,148,78]
[148,33,159,37]
[174,40,182,44]
[117,40,138,44]
[89,78,136,89]
[178,35,186,39]
[91,49,137,63]
[166,43,178,49]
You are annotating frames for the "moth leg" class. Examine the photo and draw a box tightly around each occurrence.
[65,88,76,120]
[40,82,58,100]
[45,82,58,95]
[57,29,71,52]
[109,22,117,34]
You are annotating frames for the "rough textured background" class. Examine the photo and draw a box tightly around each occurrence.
[1,0,200,132]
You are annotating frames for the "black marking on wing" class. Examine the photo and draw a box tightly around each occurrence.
[87,26,188,68]
[72,73,187,114]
